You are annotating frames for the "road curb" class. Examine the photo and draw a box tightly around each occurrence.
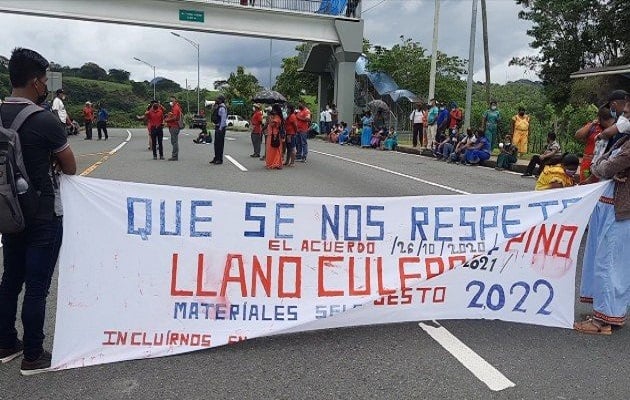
[396,145,528,174]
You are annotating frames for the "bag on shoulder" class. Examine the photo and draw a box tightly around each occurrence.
[211,105,222,125]
[178,112,185,129]
[271,133,281,148]
[0,104,43,233]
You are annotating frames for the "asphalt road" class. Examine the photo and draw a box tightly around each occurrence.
[0,128,627,400]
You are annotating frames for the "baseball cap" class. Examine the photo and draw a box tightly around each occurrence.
[605,89,629,106]
[85,101,91,105]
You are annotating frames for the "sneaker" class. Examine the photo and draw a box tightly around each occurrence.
[20,350,52,376]
[168,157,178,161]
[0,340,23,364]
[159,156,165,160]
[153,156,157,160]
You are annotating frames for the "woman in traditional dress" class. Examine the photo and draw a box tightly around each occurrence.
[575,97,630,334]
[265,104,284,169]
[360,110,373,148]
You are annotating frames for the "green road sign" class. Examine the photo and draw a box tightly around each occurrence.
[179,9,204,23]
[231,100,245,106]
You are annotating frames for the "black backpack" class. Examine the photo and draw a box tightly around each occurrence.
[0,104,43,233]
[211,104,223,125]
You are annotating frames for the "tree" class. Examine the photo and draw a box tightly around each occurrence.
[274,55,318,102]
[511,0,629,105]
[108,68,130,83]
[78,62,108,80]
[221,65,262,105]
[365,36,466,101]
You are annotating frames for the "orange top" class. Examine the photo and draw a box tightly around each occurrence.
[285,113,298,135]
[83,106,94,121]
[296,107,311,132]
[251,110,263,134]
[145,108,164,130]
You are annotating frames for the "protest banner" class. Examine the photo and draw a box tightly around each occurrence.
[52,176,608,370]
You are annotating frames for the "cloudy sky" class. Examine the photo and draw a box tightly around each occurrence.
[0,0,536,92]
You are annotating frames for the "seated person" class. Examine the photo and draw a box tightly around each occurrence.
[435,129,457,160]
[378,128,388,149]
[338,122,350,144]
[307,121,320,138]
[349,124,361,145]
[370,128,384,148]
[464,129,491,166]
[383,127,398,150]
[193,125,212,144]
[495,134,518,170]
[522,132,561,177]
[448,128,476,163]
[329,123,341,143]
[535,153,579,190]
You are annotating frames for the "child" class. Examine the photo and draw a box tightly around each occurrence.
[383,127,398,150]
[495,134,518,170]
[535,153,580,190]
[338,122,350,145]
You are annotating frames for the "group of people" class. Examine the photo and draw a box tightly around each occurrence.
[249,102,312,168]
[136,96,183,161]
[81,99,109,140]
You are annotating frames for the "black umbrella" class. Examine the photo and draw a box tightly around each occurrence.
[252,90,287,104]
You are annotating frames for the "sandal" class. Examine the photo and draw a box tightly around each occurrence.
[574,317,612,335]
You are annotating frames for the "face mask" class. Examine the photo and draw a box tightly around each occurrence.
[169,102,173,107]
[565,169,577,177]
[491,106,497,110]
[34,79,49,105]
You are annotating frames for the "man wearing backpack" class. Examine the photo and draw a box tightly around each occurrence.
[0,48,76,375]
[210,95,227,165]
[165,95,183,161]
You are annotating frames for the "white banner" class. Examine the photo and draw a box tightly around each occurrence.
[53,176,608,370]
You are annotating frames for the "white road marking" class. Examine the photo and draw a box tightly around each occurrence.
[310,150,471,195]
[225,155,248,172]
[226,137,236,141]
[419,322,515,391]
[80,130,132,176]
[310,149,514,391]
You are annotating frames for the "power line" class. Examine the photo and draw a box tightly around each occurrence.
[362,0,388,14]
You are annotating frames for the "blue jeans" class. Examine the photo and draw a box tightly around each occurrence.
[297,131,308,160]
[0,217,63,360]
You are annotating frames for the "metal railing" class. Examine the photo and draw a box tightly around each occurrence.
[190,0,359,18]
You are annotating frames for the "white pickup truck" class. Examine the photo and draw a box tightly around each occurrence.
[226,115,249,129]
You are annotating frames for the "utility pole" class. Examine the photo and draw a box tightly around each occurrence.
[428,0,440,102]
[464,0,479,131]
[481,0,491,106]
[171,32,200,115]
[269,39,273,89]
[133,57,156,100]
[185,78,190,115]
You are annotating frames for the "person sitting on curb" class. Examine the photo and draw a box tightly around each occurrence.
[521,132,562,177]
[338,122,350,145]
[495,134,518,171]
[535,153,580,190]
[383,127,398,150]
[463,129,491,166]
[448,128,476,164]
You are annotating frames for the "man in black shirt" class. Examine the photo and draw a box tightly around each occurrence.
[0,48,76,375]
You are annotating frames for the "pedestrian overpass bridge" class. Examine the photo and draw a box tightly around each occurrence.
[0,0,363,122]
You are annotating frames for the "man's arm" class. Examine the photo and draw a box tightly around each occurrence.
[55,147,76,175]
[592,142,630,179]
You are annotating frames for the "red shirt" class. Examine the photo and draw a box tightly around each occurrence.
[449,108,462,129]
[166,102,182,128]
[83,106,94,122]
[251,110,263,134]
[296,107,311,132]
[146,108,164,130]
[285,113,298,135]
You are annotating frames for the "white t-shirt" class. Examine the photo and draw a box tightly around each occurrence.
[52,97,67,123]
[321,109,332,123]
[409,110,424,124]
[616,115,630,134]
